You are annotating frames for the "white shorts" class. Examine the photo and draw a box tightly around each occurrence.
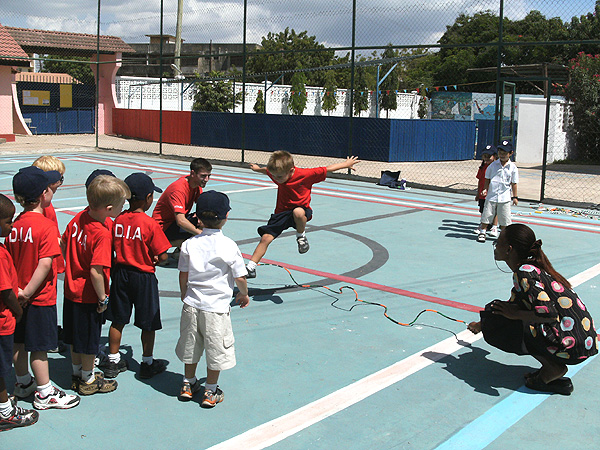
[175,304,236,371]
[481,200,512,227]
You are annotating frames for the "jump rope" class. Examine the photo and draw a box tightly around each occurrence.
[249,262,469,328]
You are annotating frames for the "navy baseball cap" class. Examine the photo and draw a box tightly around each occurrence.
[196,190,231,220]
[85,169,115,188]
[497,140,514,153]
[124,173,163,200]
[13,166,61,202]
[482,145,497,155]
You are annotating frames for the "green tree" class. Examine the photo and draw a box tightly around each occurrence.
[254,89,265,114]
[41,55,95,84]
[321,70,338,115]
[288,71,308,115]
[564,52,600,162]
[246,28,334,86]
[353,67,370,117]
[192,71,238,112]
[379,46,399,117]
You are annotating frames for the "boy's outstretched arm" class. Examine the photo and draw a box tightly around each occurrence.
[234,276,250,308]
[326,156,360,173]
[249,163,268,175]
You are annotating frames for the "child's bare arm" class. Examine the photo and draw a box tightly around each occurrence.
[1,288,22,323]
[90,265,108,313]
[153,252,169,265]
[249,163,268,174]
[326,156,360,173]
[511,182,518,205]
[234,276,250,308]
[179,271,189,302]
[18,256,53,305]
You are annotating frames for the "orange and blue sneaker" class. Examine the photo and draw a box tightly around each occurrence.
[179,379,202,401]
[201,387,224,408]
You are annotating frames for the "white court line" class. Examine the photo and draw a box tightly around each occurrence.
[207,330,482,450]
[207,262,600,450]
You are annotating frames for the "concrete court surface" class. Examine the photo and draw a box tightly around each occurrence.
[0,150,598,450]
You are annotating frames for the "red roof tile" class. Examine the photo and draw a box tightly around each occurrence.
[0,23,30,66]
[5,26,134,54]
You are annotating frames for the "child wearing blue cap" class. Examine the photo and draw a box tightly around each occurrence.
[175,190,250,408]
[477,141,519,243]
[7,167,80,410]
[103,173,171,379]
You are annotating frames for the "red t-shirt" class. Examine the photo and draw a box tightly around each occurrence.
[5,211,61,307]
[476,162,492,200]
[267,167,327,214]
[43,202,65,274]
[113,211,172,273]
[0,244,18,336]
[62,210,112,304]
[152,177,201,230]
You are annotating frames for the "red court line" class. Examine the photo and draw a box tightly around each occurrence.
[244,253,483,314]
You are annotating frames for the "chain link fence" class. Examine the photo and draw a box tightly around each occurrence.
[2,0,600,206]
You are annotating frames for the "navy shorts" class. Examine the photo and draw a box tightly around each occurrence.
[107,265,162,331]
[62,299,102,355]
[258,207,312,238]
[13,304,58,352]
[0,334,14,378]
[164,213,198,242]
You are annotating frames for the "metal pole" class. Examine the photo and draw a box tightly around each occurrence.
[159,0,163,155]
[540,83,552,202]
[347,0,357,172]
[241,0,247,163]
[174,0,183,75]
[95,0,100,148]
[493,0,504,144]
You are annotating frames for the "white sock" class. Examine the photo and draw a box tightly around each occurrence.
[204,383,217,394]
[0,400,13,417]
[108,352,121,364]
[37,382,53,398]
[183,376,197,385]
[72,364,82,377]
[81,369,94,384]
[142,355,153,365]
[16,373,32,386]
[296,231,306,238]
[246,261,257,271]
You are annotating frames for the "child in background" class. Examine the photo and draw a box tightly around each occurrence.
[175,191,250,408]
[7,167,80,410]
[33,156,67,354]
[474,145,499,237]
[104,173,171,379]
[246,151,359,278]
[61,175,130,395]
[0,194,39,431]
[477,141,519,243]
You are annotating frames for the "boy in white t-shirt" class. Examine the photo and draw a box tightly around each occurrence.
[175,191,250,408]
[477,140,519,243]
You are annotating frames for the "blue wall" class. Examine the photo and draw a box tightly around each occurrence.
[190,112,477,162]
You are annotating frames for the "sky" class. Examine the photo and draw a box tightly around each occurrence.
[0,0,596,49]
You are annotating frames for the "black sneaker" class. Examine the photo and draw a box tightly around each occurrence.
[102,358,128,378]
[0,405,39,431]
[139,359,167,379]
[297,236,309,254]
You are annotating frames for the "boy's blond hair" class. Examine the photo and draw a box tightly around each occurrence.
[87,175,130,210]
[33,155,66,175]
[267,151,294,174]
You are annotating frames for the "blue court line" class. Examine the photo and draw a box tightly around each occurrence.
[433,356,594,450]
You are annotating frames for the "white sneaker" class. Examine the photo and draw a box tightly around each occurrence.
[13,379,37,399]
[489,226,499,238]
[477,232,486,243]
[473,228,483,235]
[33,386,80,410]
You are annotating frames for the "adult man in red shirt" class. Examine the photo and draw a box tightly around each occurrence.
[152,158,212,248]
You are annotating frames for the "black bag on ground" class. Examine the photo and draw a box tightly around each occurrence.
[377,170,405,189]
